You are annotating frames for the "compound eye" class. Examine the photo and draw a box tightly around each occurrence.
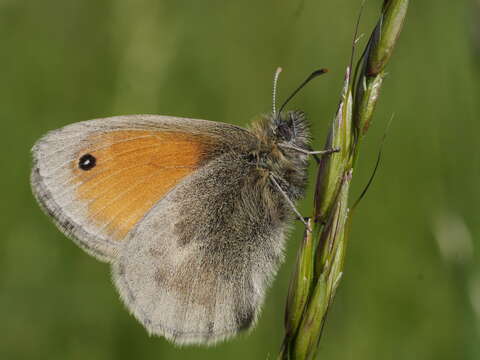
[277,122,292,141]
[246,153,256,163]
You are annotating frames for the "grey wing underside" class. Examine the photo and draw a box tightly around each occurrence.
[30,114,248,263]
[32,114,288,344]
[113,152,288,345]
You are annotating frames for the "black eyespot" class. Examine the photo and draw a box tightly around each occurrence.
[78,153,96,171]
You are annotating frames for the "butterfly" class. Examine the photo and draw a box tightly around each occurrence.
[30,68,331,345]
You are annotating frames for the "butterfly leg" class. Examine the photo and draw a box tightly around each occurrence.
[307,147,340,165]
[280,144,340,164]
[269,175,312,232]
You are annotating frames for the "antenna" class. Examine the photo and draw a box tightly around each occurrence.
[272,67,283,116]
[278,68,328,115]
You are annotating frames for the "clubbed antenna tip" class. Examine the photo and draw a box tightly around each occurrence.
[278,68,329,115]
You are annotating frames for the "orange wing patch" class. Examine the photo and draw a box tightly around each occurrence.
[71,130,217,240]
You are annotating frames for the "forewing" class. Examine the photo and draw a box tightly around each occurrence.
[31,115,242,262]
[113,152,288,345]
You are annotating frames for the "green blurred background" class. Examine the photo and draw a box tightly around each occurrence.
[1,0,479,359]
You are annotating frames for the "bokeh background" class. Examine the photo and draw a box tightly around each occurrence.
[1,0,479,359]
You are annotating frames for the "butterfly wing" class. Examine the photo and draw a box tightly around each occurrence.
[31,114,246,262]
[32,114,291,345]
[113,149,289,345]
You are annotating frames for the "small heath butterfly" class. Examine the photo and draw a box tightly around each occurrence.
[30,68,329,345]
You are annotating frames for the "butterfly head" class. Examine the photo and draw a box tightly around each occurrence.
[272,110,309,149]
[264,67,327,155]
[247,111,309,201]
[245,68,329,201]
